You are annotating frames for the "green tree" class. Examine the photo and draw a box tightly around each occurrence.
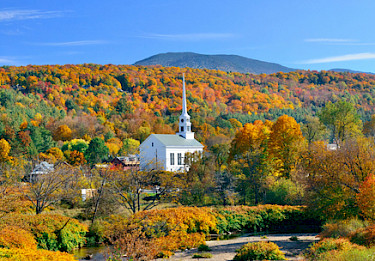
[120,138,140,155]
[318,100,362,145]
[115,97,133,114]
[85,137,109,165]
[301,116,327,145]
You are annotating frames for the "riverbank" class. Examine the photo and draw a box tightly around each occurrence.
[162,233,319,261]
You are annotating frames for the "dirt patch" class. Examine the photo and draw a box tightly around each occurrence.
[162,233,319,261]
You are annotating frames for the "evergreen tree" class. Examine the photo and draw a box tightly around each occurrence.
[85,137,109,165]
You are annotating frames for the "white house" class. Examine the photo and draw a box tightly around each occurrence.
[140,74,204,171]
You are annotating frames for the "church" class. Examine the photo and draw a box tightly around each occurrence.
[139,74,204,172]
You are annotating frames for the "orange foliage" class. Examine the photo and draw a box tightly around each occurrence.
[0,225,37,249]
[357,174,375,220]
[0,248,76,261]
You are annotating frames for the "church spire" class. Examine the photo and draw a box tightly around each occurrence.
[177,73,194,139]
[182,73,188,115]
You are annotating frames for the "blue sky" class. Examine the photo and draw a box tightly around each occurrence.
[1,0,375,72]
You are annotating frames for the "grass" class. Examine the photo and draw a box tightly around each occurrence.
[193,252,213,258]
[317,246,375,261]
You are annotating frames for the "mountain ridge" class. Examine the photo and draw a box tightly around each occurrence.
[134,52,295,74]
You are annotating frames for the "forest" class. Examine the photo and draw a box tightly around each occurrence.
[2,64,375,260]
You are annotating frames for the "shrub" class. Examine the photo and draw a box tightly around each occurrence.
[86,219,107,246]
[0,214,88,252]
[320,218,369,239]
[0,225,37,249]
[305,238,364,260]
[0,248,76,261]
[350,224,375,246]
[316,246,375,261]
[216,205,320,234]
[233,241,286,261]
[289,236,298,241]
[198,243,211,252]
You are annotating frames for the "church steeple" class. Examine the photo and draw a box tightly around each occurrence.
[177,73,194,139]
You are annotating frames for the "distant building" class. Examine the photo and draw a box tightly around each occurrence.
[327,144,339,151]
[28,161,54,182]
[111,155,140,170]
[81,188,96,201]
[27,161,70,183]
[139,74,204,171]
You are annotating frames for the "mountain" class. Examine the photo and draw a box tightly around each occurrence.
[134,52,295,74]
[329,68,374,75]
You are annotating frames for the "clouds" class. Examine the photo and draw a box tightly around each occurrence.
[302,53,375,64]
[38,40,108,47]
[305,38,357,43]
[0,56,19,65]
[0,9,64,22]
[139,33,236,41]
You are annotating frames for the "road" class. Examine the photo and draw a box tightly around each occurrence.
[162,233,319,261]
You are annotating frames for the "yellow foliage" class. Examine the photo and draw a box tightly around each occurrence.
[0,248,76,261]
[30,120,39,127]
[0,225,37,249]
[53,125,72,141]
[0,138,12,162]
[19,121,28,130]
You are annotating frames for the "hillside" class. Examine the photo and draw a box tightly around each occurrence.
[0,64,375,160]
[329,68,375,74]
[134,52,295,74]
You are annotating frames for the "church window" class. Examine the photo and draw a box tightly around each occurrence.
[181,126,184,132]
[170,153,175,165]
[181,119,184,123]
[187,126,190,131]
[152,142,154,147]
[178,153,183,165]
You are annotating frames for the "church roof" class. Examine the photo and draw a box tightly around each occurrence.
[151,134,203,147]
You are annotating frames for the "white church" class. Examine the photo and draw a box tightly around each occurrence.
[139,74,204,172]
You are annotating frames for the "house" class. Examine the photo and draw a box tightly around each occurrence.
[28,161,54,182]
[111,155,140,170]
[139,74,204,172]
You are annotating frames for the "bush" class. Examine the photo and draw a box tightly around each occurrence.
[0,248,76,261]
[264,177,304,205]
[233,241,286,261]
[198,243,211,252]
[350,224,375,246]
[0,214,88,252]
[305,238,364,260]
[86,219,107,246]
[0,225,37,249]
[216,205,320,234]
[315,246,375,261]
[320,218,369,239]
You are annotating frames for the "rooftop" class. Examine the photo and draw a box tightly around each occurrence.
[151,134,203,147]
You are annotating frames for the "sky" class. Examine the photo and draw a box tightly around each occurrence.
[1,0,375,73]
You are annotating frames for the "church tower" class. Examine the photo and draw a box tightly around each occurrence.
[177,74,194,139]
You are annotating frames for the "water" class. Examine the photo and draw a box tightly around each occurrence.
[71,245,107,261]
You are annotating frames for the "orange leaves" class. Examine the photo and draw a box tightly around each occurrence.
[357,174,375,220]
[0,247,76,261]
[229,120,271,160]
[64,150,86,165]
[269,115,305,177]
[53,125,72,141]
[0,225,37,250]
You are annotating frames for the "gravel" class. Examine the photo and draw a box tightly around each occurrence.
[161,233,319,261]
